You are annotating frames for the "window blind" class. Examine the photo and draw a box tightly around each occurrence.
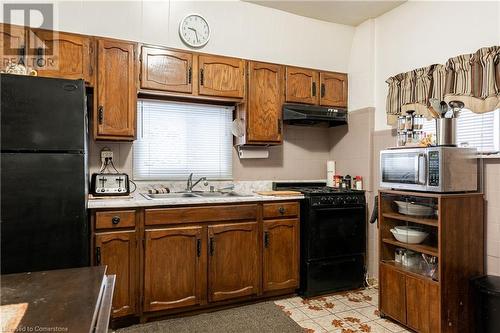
[133,100,234,180]
[422,109,500,153]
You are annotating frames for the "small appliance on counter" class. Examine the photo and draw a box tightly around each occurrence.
[273,181,366,297]
[90,156,132,197]
[380,146,477,192]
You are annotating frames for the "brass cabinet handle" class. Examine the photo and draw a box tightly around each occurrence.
[196,239,201,257]
[312,82,316,96]
[200,69,204,86]
[278,207,285,215]
[95,247,101,265]
[264,231,270,248]
[111,216,120,225]
[209,237,214,256]
[98,106,104,124]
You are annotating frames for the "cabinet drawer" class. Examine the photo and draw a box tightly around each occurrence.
[95,210,136,229]
[263,202,299,219]
[145,204,258,226]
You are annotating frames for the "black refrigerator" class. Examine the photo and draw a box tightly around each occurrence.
[1,74,89,274]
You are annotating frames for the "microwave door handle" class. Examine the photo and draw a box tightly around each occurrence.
[418,153,427,185]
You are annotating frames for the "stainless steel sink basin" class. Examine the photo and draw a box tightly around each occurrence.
[141,192,199,199]
[142,191,254,200]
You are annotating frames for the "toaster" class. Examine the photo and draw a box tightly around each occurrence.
[90,173,130,196]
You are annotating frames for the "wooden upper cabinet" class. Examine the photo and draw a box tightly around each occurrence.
[208,222,260,302]
[285,67,318,105]
[198,55,245,98]
[320,72,348,107]
[380,264,406,324]
[96,38,136,140]
[0,24,26,64]
[95,231,137,318]
[140,46,193,93]
[31,29,94,84]
[263,219,299,292]
[144,226,205,312]
[247,61,284,144]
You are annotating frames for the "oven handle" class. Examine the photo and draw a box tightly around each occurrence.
[417,153,427,185]
[312,206,366,212]
[319,257,357,267]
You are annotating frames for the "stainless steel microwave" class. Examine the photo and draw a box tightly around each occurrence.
[380,147,478,192]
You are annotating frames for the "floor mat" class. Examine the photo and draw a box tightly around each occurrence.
[117,301,304,333]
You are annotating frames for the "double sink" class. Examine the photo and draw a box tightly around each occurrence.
[142,191,253,200]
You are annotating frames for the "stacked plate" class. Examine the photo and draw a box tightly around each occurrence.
[390,226,429,244]
[394,201,434,216]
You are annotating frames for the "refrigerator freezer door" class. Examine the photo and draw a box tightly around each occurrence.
[1,74,85,152]
[1,153,89,274]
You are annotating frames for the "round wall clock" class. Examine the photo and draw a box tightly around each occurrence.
[179,14,210,48]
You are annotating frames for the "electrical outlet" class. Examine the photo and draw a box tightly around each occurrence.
[100,148,113,164]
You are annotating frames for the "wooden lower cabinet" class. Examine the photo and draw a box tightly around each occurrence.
[208,221,260,302]
[380,264,406,324]
[263,219,299,291]
[95,231,137,318]
[380,263,440,333]
[144,226,205,312]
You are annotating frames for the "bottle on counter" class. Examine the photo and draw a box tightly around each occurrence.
[344,175,352,189]
[355,176,363,190]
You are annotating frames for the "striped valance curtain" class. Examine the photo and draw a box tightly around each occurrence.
[385,46,500,125]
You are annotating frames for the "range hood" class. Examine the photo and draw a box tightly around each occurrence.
[283,103,348,127]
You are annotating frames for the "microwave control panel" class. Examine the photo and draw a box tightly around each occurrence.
[428,151,440,186]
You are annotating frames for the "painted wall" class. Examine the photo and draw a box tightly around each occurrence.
[35,0,355,72]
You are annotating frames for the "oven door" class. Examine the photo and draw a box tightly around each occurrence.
[305,205,366,260]
[380,149,427,191]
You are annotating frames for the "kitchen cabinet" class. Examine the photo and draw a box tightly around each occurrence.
[95,230,137,318]
[0,24,26,65]
[263,219,299,291]
[245,61,284,144]
[198,55,245,98]
[31,29,94,84]
[380,263,406,324]
[285,67,318,105]
[144,226,205,312]
[319,72,347,107]
[95,38,137,140]
[379,190,484,333]
[140,46,193,93]
[208,221,260,302]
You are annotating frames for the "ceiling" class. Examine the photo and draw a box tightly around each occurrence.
[246,0,406,26]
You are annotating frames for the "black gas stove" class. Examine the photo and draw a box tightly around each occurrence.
[273,182,367,297]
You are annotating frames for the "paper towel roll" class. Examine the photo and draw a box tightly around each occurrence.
[327,160,336,172]
[238,147,269,159]
[327,160,336,187]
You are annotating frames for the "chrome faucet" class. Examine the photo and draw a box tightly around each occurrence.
[186,173,207,192]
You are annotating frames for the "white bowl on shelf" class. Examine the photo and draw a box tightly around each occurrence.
[394,201,434,217]
[390,228,429,244]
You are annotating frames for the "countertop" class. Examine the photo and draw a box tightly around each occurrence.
[1,266,107,333]
[87,192,304,209]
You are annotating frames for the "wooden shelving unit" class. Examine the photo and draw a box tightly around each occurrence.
[378,190,484,333]
[382,238,438,257]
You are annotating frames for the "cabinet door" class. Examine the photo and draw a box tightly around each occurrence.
[208,222,259,302]
[319,72,348,107]
[96,38,136,139]
[198,55,245,98]
[95,231,136,317]
[380,264,406,324]
[285,67,318,104]
[428,282,440,333]
[263,219,299,292]
[406,275,430,332]
[0,24,26,64]
[140,47,192,93]
[144,226,205,312]
[31,29,93,84]
[247,61,283,143]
